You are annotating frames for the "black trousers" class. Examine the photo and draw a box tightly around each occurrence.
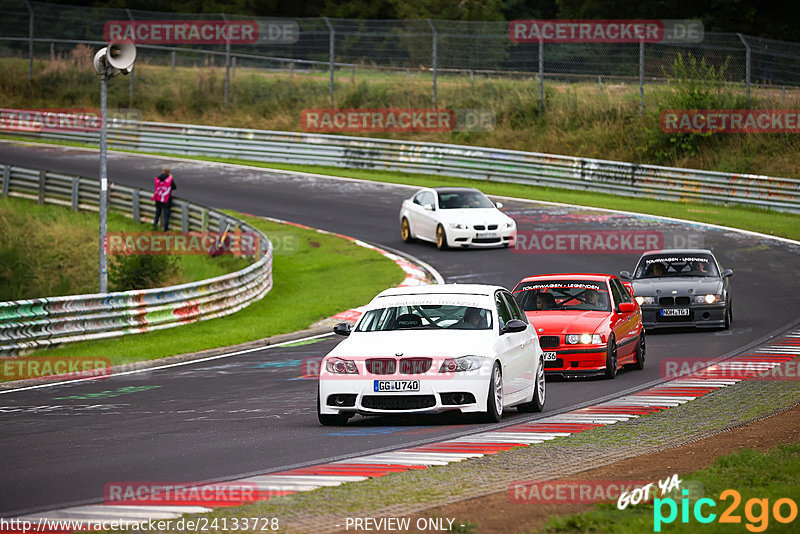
[153,201,171,231]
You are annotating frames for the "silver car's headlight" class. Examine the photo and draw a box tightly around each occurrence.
[565,334,603,345]
[439,355,484,373]
[635,296,655,305]
[694,294,722,304]
[449,223,467,230]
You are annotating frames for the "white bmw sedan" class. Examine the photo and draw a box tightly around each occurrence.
[399,187,516,249]
[318,284,545,426]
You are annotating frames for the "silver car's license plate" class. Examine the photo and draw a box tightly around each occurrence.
[543,352,558,361]
[661,308,690,317]
[374,380,420,392]
[476,232,497,238]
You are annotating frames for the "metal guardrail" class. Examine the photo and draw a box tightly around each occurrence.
[0,164,273,356]
[13,119,800,213]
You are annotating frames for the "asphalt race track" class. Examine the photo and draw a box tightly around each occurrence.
[1,141,799,516]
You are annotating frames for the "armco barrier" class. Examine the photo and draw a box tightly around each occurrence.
[8,117,800,213]
[0,164,273,356]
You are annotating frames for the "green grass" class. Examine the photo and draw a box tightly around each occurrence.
[24,213,405,364]
[3,55,800,179]
[0,195,246,300]
[540,442,800,533]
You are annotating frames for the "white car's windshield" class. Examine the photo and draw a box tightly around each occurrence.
[438,191,495,209]
[356,304,493,331]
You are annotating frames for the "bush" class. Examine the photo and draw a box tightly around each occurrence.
[646,53,747,162]
[109,255,179,291]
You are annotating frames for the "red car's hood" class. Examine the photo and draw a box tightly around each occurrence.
[525,311,608,335]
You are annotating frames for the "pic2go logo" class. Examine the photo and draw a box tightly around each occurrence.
[654,489,798,532]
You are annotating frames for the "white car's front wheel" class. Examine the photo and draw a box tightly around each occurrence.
[483,362,503,422]
[436,225,449,250]
[401,217,415,243]
[317,390,350,426]
[518,354,545,412]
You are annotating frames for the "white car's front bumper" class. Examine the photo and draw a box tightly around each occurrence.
[445,226,515,248]
[318,376,491,416]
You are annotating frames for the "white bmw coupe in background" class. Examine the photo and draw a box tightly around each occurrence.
[399,187,516,249]
[318,284,545,426]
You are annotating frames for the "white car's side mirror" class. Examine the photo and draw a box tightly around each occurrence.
[424,203,435,211]
[495,201,504,209]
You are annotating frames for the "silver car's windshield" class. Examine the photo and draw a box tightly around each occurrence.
[356,304,493,331]
[634,254,719,279]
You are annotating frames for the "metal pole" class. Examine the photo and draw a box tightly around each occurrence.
[737,33,751,110]
[639,39,645,115]
[171,50,176,72]
[538,37,544,112]
[126,8,135,107]
[222,13,231,107]
[427,19,437,107]
[26,0,33,82]
[323,18,334,105]
[99,70,109,294]
[50,42,54,61]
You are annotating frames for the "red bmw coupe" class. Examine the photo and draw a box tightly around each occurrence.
[511,274,645,379]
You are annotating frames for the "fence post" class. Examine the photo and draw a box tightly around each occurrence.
[222,13,231,107]
[350,64,355,84]
[289,61,294,80]
[71,177,79,211]
[201,208,208,231]
[2,166,10,197]
[737,33,751,109]
[25,0,34,82]
[538,36,544,112]
[232,56,236,78]
[171,50,176,72]
[639,39,645,115]
[181,202,189,232]
[427,19,438,107]
[324,17,335,105]
[38,170,45,205]
[50,42,54,61]
[132,188,140,222]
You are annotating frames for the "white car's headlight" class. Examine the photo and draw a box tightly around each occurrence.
[565,334,603,345]
[695,294,722,304]
[439,355,484,373]
[449,223,467,230]
[635,296,655,305]
[325,357,359,374]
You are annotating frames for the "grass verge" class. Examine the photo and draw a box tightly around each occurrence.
[0,195,247,300]
[22,213,405,365]
[541,442,800,533]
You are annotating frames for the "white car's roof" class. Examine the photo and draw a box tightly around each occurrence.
[374,284,506,299]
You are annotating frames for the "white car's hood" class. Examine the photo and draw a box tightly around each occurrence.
[436,208,514,226]
[329,329,496,359]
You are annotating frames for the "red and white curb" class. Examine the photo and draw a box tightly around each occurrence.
[12,329,799,529]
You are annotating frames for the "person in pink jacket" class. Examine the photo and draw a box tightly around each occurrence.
[151,168,176,231]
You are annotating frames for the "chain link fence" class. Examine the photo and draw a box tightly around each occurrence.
[2,0,800,110]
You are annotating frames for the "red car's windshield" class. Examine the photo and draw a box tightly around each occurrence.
[514,281,611,312]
